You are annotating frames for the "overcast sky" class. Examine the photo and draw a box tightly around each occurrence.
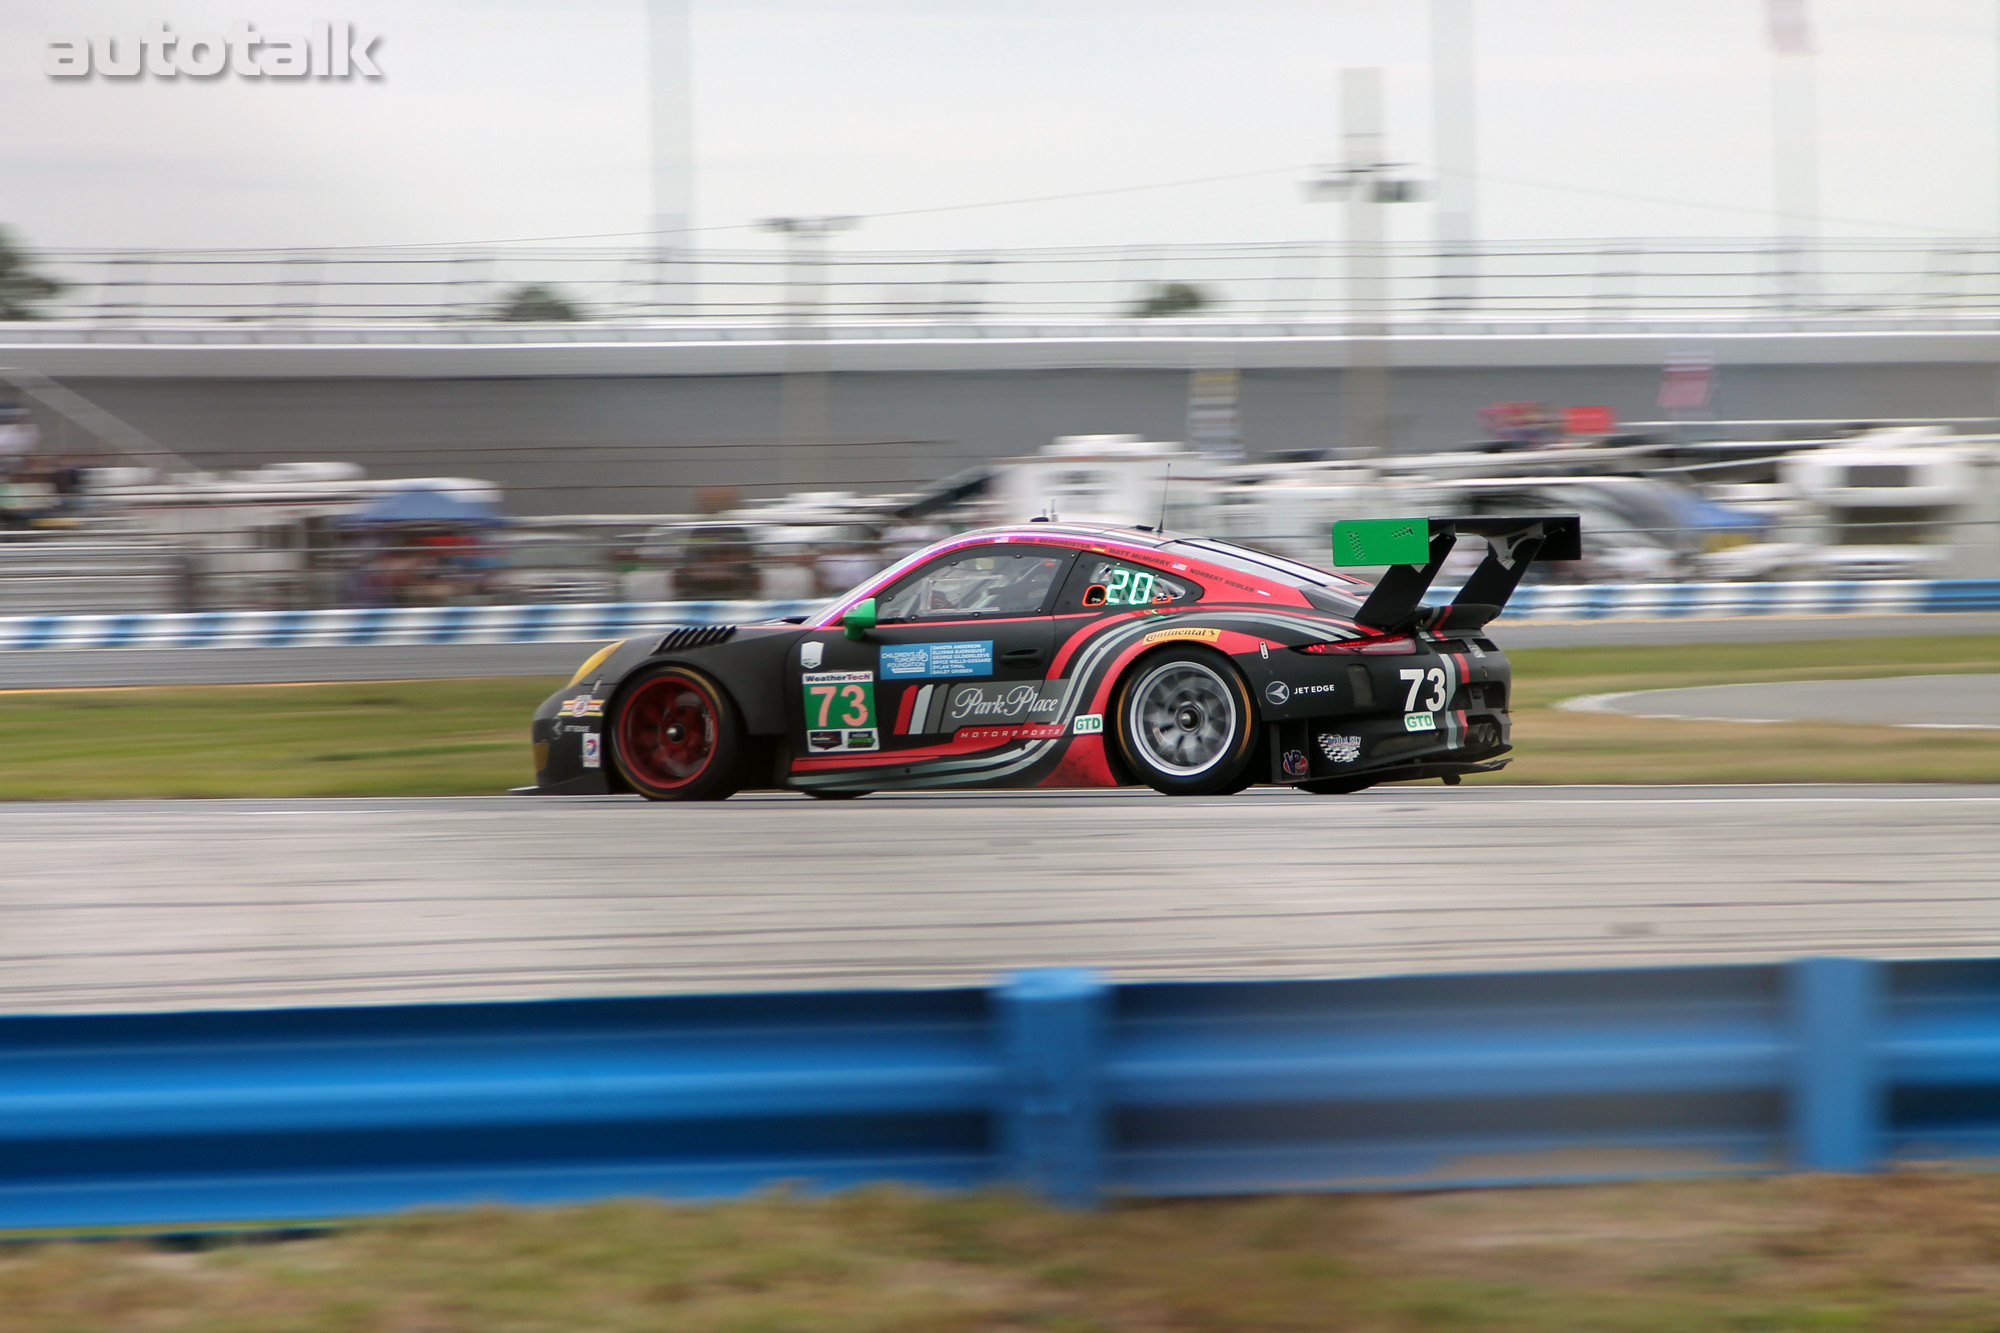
[1,0,1994,255]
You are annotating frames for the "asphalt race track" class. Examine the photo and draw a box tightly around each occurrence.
[8,785,2000,1014]
[1570,674,2000,728]
[1,613,1998,689]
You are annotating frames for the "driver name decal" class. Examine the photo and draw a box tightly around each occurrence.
[880,640,994,679]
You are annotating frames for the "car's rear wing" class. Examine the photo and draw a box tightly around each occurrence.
[1333,515,1582,633]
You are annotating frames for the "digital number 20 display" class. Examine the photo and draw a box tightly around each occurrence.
[1103,567,1155,606]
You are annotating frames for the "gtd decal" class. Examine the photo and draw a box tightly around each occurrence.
[1072,713,1104,734]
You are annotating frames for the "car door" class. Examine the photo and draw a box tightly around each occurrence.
[788,544,1077,767]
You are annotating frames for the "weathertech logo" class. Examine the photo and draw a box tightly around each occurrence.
[45,23,383,78]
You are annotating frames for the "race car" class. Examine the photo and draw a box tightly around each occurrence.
[525,514,1579,800]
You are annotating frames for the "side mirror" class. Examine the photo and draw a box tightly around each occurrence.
[842,597,878,641]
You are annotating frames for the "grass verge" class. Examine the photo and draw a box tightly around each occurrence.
[0,677,564,799]
[1486,634,2000,785]
[10,1177,2000,1332]
[0,634,1994,799]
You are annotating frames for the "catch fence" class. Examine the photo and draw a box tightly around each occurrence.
[14,238,2000,331]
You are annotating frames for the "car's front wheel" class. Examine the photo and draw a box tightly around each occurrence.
[610,666,746,801]
[1113,649,1257,796]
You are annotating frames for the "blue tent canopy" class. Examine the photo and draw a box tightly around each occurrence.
[340,487,508,527]
[1678,493,1768,533]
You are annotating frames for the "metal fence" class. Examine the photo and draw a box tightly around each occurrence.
[4,957,1995,1230]
[13,238,2000,331]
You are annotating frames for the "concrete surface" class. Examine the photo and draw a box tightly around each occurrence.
[7,784,1999,1014]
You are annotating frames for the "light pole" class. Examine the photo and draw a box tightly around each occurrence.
[1430,0,1478,311]
[647,0,694,317]
[759,216,858,487]
[1307,68,1423,459]
[1767,0,1820,312]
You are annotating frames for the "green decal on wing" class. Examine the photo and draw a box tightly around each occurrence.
[1332,518,1431,567]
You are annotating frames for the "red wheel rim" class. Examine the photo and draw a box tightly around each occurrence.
[616,674,719,789]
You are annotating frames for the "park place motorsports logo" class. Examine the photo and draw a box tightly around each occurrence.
[45,22,382,79]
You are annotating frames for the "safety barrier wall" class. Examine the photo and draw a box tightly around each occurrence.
[1505,579,2000,621]
[1,581,1998,651]
[5,958,2000,1230]
[0,600,819,651]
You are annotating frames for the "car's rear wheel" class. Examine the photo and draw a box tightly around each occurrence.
[1113,649,1257,796]
[610,666,746,801]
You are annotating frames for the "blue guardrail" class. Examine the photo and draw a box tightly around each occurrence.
[6,958,2000,1229]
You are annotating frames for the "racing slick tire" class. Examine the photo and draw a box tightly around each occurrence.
[1113,648,1258,797]
[1299,777,1374,795]
[609,665,748,801]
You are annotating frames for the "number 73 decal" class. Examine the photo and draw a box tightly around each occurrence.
[1399,666,1449,712]
[800,670,881,753]
[803,671,876,727]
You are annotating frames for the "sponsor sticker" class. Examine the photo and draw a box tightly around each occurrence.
[803,670,879,752]
[558,695,604,718]
[880,640,994,679]
[1281,749,1308,779]
[1072,713,1103,734]
[955,724,1067,744]
[581,733,601,769]
[1140,626,1222,646]
[1405,711,1437,732]
[1265,680,1291,705]
[946,680,1066,723]
[1318,733,1362,764]
[800,640,824,669]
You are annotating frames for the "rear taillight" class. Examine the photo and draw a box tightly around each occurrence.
[1298,633,1417,656]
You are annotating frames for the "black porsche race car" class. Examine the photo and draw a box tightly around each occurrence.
[526,514,1579,800]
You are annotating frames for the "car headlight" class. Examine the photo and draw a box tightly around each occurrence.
[566,640,625,688]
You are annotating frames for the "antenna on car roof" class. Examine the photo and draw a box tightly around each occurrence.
[1155,464,1172,534]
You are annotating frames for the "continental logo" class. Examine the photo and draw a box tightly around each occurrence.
[1140,626,1222,646]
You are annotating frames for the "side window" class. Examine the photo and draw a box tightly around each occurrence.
[876,548,1072,622]
[1057,556,1202,612]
